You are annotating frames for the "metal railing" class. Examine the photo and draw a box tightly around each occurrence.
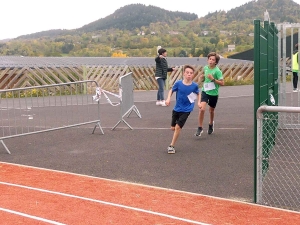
[0,80,103,154]
[256,105,300,211]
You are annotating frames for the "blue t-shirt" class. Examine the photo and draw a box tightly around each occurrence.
[172,80,199,112]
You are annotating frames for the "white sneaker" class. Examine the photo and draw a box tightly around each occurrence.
[156,101,161,106]
[160,100,167,106]
[167,146,175,154]
[293,89,298,92]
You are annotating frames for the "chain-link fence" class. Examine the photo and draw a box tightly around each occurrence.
[257,105,300,211]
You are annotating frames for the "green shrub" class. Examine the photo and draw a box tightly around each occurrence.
[224,77,254,86]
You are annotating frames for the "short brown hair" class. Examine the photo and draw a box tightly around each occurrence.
[207,52,220,65]
[183,64,195,72]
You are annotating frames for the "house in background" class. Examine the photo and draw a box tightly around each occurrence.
[227,44,235,52]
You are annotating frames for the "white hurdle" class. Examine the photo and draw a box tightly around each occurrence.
[96,72,141,130]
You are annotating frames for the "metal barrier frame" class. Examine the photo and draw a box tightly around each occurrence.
[0,80,103,154]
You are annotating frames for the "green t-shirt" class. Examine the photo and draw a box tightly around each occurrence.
[201,65,223,96]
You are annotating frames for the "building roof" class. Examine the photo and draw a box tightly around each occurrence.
[228,32,299,61]
[0,56,252,68]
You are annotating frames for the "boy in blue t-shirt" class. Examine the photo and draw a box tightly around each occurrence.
[165,65,200,154]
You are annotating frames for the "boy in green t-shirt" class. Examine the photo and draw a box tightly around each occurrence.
[195,52,224,136]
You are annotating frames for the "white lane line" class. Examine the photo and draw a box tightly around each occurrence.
[1,162,299,214]
[132,94,254,103]
[0,207,66,225]
[219,95,253,98]
[0,181,210,225]
[131,127,246,130]
[218,128,245,130]
[85,127,247,130]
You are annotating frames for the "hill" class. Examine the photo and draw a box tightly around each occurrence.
[79,4,197,32]
[1,0,299,57]
[204,0,300,25]
[17,4,197,40]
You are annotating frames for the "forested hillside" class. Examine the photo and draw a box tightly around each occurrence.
[0,0,299,58]
[79,4,197,32]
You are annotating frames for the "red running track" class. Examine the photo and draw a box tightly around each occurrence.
[0,162,299,224]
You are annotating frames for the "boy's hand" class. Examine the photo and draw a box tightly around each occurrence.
[199,74,204,82]
[207,74,214,80]
[198,102,202,109]
[165,98,171,106]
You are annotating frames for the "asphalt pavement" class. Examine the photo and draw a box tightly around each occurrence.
[1,85,255,203]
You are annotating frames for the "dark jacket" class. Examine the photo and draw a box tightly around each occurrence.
[155,56,173,79]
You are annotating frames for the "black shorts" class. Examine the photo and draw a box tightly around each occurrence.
[201,91,219,108]
[171,110,190,128]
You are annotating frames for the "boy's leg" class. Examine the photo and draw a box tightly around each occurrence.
[170,124,181,147]
[168,124,181,154]
[195,91,208,136]
[208,95,218,135]
[168,112,190,153]
[208,106,215,134]
[199,102,206,127]
[209,106,215,125]
[168,110,177,153]
[195,101,206,136]
[198,91,207,127]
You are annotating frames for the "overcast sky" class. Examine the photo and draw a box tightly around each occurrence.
[1,0,300,40]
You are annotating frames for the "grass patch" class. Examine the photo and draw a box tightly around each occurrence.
[224,77,254,86]
[177,20,191,28]
[223,73,292,86]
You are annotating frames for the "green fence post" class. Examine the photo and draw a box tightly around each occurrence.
[254,18,279,204]
[254,19,260,203]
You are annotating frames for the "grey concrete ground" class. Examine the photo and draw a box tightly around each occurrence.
[1,85,255,203]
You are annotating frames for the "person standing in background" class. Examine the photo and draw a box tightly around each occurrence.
[195,52,224,136]
[155,48,176,106]
[292,43,299,92]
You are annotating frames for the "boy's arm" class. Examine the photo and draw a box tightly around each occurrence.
[165,89,173,106]
[199,74,204,83]
[197,91,201,108]
[214,70,225,86]
[199,66,206,83]
[214,78,224,86]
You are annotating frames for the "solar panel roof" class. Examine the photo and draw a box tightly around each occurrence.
[0,56,252,68]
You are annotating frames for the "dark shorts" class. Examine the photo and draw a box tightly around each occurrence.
[171,110,190,128]
[201,91,219,108]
